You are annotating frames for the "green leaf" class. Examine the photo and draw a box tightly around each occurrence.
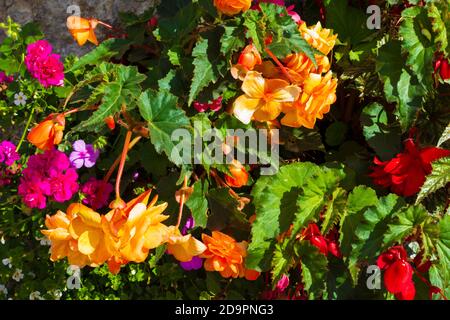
[321,188,347,234]
[69,38,130,72]
[246,162,321,271]
[298,241,328,298]
[361,103,402,161]
[186,180,209,228]
[376,41,425,131]
[325,122,348,147]
[220,20,246,58]
[383,205,430,246]
[416,157,450,204]
[138,89,190,165]
[354,194,405,259]
[435,215,450,284]
[428,3,449,54]
[324,0,374,45]
[399,7,436,89]
[75,65,146,132]
[437,122,450,147]
[271,241,296,284]
[188,38,220,105]
[247,163,344,272]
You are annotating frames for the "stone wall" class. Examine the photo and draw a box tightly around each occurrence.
[0,0,158,56]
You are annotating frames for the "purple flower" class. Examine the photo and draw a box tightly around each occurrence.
[0,141,20,166]
[0,72,13,83]
[180,256,203,271]
[24,40,64,88]
[69,140,99,169]
[181,215,195,235]
[81,178,114,210]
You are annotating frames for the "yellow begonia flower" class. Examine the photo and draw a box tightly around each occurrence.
[281,71,337,129]
[232,71,301,124]
[166,226,206,262]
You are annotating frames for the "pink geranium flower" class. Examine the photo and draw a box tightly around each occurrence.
[24,40,64,88]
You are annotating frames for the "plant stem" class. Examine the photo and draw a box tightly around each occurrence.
[265,47,295,83]
[16,106,35,152]
[176,176,189,228]
[114,130,132,201]
[104,136,141,183]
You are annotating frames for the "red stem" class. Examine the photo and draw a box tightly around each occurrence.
[265,47,295,83]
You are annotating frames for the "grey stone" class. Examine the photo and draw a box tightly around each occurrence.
[0,0,158,56]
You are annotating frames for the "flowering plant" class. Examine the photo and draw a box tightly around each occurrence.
[0,0,450,301]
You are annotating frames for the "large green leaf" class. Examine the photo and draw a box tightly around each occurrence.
[188,38,220,105]
[428,2,449,54]
[376,41,425,131]
[246,163,344,272]
[437,123,450,147]
[246,162,321,271]
[324,0,374,45]
[399,7,436,89]
[416,157,450,204]
[434,215,450,289]
[220,19,246,59]
[138,89,190,165]
[383,205,430,246]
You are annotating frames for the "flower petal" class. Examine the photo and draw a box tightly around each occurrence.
[232,95,261,124]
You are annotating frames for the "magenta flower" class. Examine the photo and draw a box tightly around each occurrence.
[25,40,64,88]
[18,149,78,209]
[0,141,20,166]
[81,178,113,210]
[180,256,203,271]
[69,140,100,169]
[0,72,13,83]
[276,274,289,292]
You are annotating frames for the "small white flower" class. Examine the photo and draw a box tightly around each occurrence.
[0,236,5,245]
[50,289,62,300]
[2,258,12,268]
[12,269,24,282]
[29,291,44,300]
[131,269,136,275]
[14,92,27,106]
[0,284,7,296]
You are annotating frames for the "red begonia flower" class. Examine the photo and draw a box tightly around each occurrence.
[370,139,450,197]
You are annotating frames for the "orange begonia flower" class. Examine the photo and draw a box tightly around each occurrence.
[102,191,170,263]
[281,71,337,129]
[27,113,65,151]
[166,226,206,262]
[201,231,259,280]
[232,71,301,124]
[231,44,262,80]
[299,22,337,56]
[67,16,99,46]
[213,0,251,16]
[41,203,109,267]
[224,159,249,188]
[283,53,331,84]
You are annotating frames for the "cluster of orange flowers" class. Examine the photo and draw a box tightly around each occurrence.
[41,190,259,279]
[232,22,338,129]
